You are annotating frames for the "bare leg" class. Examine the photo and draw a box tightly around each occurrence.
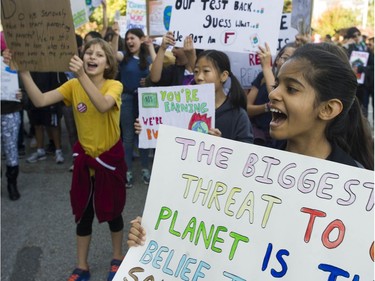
[111,230,124,260]
[76,235,91,270]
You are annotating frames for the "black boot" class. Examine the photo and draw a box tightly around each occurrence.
[6,166,20,201]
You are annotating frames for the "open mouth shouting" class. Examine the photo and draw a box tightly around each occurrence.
[86,61,98,71]
[270,107,287,128]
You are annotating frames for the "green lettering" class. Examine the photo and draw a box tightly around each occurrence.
[181,217,197,242]
[195,222,215,249]
[228,232,249,260]
[211,226,227,253]
[155,206,172,230]
[169,210,181,237]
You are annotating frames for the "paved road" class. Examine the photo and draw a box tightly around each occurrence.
[1,120,150,281]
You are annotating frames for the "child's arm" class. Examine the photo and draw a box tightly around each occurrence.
[134,118,142,135]
[144,36,156,62]
[208,128,222,138]
[127,216,146,247]
[111,22,124,62]
[3,49,64,107]
[69,55,116,113]
[100,0,108,38]
[257,43,275,94]
[247,86,268,117]
[183,35,196,73]
[150,32,175,83]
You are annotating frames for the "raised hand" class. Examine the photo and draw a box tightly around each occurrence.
[69,55,85,78]
[161,31,176,51]
[127,216,146,248]
[257,43,272,69]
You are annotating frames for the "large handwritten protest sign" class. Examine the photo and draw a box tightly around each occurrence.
[1,0,77,71]
[138,84,215,148]
[1,58,19,102]
[168,0,283,54]
[126,0,147,34]
[114,125,374,280]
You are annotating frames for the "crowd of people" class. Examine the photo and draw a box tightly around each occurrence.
[1,3,374,281]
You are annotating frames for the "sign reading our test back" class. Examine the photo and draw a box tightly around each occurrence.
[114,125,374,281]
[138,84,215,148]
[1,0,77,71]
[169,0,284,54]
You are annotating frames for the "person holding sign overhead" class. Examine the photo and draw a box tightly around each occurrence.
[4,38,127,281]
[147,31,197,87]
[343,27,370,117]
[268,43,373,170]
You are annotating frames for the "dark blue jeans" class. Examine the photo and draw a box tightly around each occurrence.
[120,93,149,172]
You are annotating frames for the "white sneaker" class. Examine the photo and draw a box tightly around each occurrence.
[55,150,64,164]
[141,169,151,184]
[26,151,47,163]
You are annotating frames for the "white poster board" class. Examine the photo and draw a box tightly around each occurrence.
[70,0,89,29]
[147,0,173,36]
[118,16,127,39]
[228,14,298,89]
[1,58,20,102]
[349,51,369,84]
[114,125,374,281]
[169,0,283,54]
[138,84,215,148]
[86,0,102,16]
[126,0,147,34]
[291,0,313,33]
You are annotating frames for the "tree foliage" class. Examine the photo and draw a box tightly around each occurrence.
[368,0,374,31]
[313,6,360,37]
[283,0,292,13]
[76,0,127,37]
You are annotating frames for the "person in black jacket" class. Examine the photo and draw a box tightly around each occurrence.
[268,43,373,170]
[343,27,370,117]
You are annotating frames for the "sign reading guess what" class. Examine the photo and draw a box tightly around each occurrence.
[114,125,374,281]
[169,0,284,54]
[138,84,215,148]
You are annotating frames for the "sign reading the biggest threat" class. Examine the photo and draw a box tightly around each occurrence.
[114,125,374,280]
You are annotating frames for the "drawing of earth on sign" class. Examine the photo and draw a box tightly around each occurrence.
[164,5,172,31]
[188,113,212,133]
